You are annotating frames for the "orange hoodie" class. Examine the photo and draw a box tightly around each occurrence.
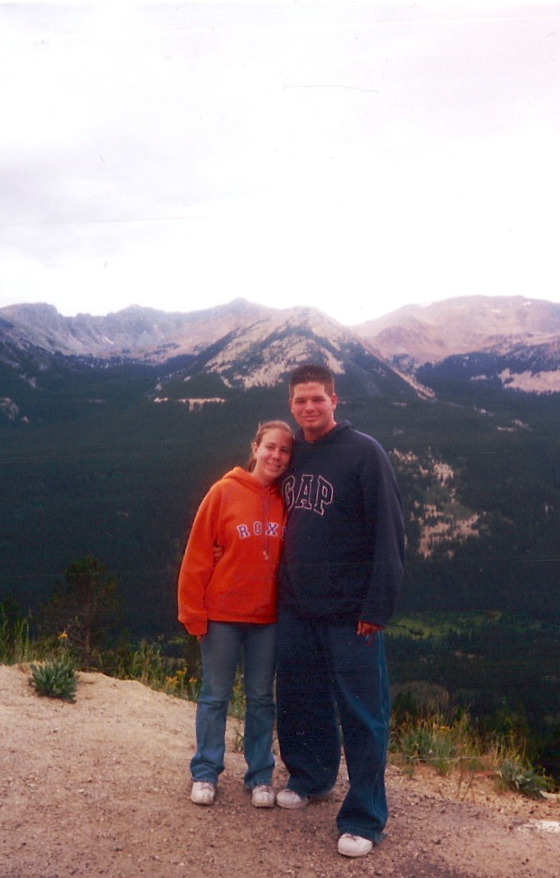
[177,467,286,636]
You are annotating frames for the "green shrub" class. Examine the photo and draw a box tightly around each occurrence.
[391,713,483,779]
[393,715,459,775]
[123,639,196,700]
[497,759,552,799]
[0,600,32,664]
[390,710,555,799]
[0,612,9,662]
[11,619,32,663]
[130,639,167,686]
[28,656,79,702]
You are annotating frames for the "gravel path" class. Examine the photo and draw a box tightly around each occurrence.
[1,665,559,878]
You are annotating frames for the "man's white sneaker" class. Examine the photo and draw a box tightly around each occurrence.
[275,788,309,809]
[337,834,373,857]
[190,781,216,805]
[251,784,276,808]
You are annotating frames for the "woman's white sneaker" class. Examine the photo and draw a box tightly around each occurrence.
[191,781,216,805]
[251,784,276,808]
[337,834,373,857]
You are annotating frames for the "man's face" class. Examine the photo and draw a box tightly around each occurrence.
[289,381,337,440]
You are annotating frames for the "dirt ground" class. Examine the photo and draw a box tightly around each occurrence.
[1,665,559,878]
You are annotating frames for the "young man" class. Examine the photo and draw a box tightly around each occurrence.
[275,364,405,858]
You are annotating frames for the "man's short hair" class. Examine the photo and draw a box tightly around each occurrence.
[289,364,335,397]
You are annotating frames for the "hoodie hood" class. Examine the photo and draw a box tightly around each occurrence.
[222,466,281,494]
[295,420,353,446]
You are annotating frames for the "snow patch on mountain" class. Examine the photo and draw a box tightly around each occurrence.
[392,450,481,558]
[0,398,19,421]
[154,397,226,410]
[499,369,560,394]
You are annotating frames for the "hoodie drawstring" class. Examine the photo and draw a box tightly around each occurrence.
[261,489,272,560]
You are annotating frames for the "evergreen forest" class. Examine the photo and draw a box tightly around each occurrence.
[1,357,559,781]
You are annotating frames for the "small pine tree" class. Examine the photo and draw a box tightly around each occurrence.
[40,556,121,670]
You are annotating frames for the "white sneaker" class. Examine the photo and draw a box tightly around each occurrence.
[275,788,309,809]
[337,834,373,857]
[251,784,276,808]
[191,781,216,805]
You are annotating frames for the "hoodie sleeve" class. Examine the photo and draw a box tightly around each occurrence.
[177,483,223,636]
[359,443,405,627]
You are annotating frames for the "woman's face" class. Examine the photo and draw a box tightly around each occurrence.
[251,428,293,486]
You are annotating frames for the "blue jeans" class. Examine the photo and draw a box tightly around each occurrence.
[190,621,276,789]
[276,608,390,842]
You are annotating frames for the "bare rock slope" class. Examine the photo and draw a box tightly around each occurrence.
[354,295,560,367]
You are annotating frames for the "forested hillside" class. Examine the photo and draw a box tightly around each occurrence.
[3,373,559,627]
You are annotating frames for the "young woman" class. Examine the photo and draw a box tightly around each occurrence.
[177,421,293,808]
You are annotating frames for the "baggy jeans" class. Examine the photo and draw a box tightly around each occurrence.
[190,621,276,789]
[276,607,390,842]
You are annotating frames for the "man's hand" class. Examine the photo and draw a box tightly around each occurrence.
[357,621,384,641]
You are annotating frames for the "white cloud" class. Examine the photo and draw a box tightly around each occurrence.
[1,1,559,324]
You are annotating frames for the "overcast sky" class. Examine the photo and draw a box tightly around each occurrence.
[1,1,559,326]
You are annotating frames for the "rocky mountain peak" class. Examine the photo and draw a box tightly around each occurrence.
[354,295,560,368]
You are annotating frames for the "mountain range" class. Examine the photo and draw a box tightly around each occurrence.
[2,294,560,428]
[3,294,560,368]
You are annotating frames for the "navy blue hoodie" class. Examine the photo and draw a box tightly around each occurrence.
[278,420,405,627]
